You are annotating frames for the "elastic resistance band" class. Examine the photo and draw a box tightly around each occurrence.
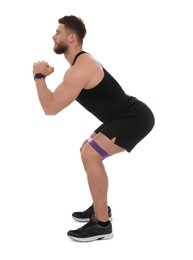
[87,137,109,159]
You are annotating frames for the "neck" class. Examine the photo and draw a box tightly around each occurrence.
[64,46,83,65]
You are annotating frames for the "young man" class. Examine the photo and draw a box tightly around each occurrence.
[33,15,155,242]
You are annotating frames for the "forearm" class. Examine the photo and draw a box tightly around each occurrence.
[35,78,53,115]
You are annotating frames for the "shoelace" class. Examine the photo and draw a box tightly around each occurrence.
[79,217,97,231]
[79,221,93,231]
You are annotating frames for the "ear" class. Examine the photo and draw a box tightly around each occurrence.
[68,32,76,43]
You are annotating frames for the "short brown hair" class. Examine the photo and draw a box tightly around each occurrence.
[58,15,86,44]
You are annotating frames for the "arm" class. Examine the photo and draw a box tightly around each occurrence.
[33,61,87,115]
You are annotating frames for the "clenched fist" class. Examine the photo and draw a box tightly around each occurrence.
[33,61,55,77]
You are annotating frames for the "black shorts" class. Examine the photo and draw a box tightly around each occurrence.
[94,101,155,152]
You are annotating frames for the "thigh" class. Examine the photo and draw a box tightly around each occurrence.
[88,132,125,157]
[95,111,154,152]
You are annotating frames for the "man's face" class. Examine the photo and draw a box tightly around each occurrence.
[52,24,69,54]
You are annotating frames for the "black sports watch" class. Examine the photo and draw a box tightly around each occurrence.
[34,73,45,80]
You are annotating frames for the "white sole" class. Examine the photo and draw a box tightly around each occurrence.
[72,216,113,222]
[68,233,113,242]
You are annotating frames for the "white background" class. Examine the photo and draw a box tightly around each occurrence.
[0,0,192,259]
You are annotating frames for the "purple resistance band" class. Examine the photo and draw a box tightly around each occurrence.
[87,137,109,159]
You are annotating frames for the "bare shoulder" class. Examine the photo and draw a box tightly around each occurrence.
[71,53,104,89]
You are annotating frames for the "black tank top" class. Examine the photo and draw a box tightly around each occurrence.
[73,51,138,122]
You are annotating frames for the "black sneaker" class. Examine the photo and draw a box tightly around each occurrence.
[67,216,113,242]
[72,204,112,222]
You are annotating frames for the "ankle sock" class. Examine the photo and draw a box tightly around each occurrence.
[98,220,110,227]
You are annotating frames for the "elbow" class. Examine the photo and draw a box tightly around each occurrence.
[43,107,58,116]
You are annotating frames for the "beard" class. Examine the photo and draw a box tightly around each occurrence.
[53,42,68,54]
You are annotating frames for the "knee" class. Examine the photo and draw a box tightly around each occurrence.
[81,145,101,169]
[81,146,93,165]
